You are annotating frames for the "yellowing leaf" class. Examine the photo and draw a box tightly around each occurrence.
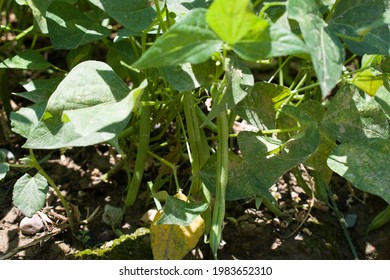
[150,193,205,260]
[353,68,383,96]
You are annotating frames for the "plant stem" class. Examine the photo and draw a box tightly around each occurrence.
[210,112,229,259]
[124,94,151,208]
[147,150,180,192]
[325,0,341,23]
[29,149,75,233]
[0,25,33,51]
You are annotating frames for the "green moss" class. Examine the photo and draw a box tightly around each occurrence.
[68,227,153,260]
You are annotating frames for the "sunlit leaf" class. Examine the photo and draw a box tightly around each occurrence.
[287,0,344,96]
[12,173,49,217]
[46,1,110,49]
[88,0,156,33]
[132,9,223,69]
[19,61,146,149]
[0,50,51,70]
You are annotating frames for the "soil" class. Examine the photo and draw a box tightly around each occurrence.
[1,144,389,260]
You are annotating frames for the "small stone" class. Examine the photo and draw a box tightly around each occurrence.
[344,213,358,228]
[20,214,44,235]
[365,242,377,255]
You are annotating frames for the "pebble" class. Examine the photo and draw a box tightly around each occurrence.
[19,214,44,235]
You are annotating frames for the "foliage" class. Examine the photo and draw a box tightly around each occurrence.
[1,0,390,259]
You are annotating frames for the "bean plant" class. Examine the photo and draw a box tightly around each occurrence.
[1,0,390,259]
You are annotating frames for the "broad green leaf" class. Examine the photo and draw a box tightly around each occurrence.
[106,39,139,81]
[329,0,390,55]
[46,1,110,49]
[375,86,390,120]
[206,0,259,45]
[321,84,389,143]
[238,127,320,189]
[0,50,51,70]
[159,60,216,91]
[26,0,77,33]
[293,100,335,183]
[281,105,319,128]
[327,138,390,204]
[287,0,345,96]
[156,196,208,226]
[22,61,146,149]
[10,103,46,139]
[233,82,290,130]
[88,0,156,33]
[200,151,275,201]
[13,77,63,103]
[233,16,307,61]
[206,55,254,122]
[166,0,210,21]
[0,151,9,180]
[12,173,49,217]
[132,9,223,69]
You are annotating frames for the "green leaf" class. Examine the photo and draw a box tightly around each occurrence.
[88,0,156,33]
[329,0,390,55]
[132,9,223,69]
[12,173,49,217]
[13,77,63,103]
[0,151,10,181]
[10,103,46,139]
[159,60,216,91]
[200,151,275,201]
[321,84,389,143]
[327,138,390,204]
[46,1,110,49]
[206,0,260,45]
[296,100,335,183]
[166,0,210,22]
[106,39,139,81]
[206,54,254,122]
[287,0,345,96]
[26,0,77,33]
[375,86,390,120]
[238,127,320,189]
[156,196,208,226]
[0,50,51,70]
[233,82,290,130]
[22,61,147,149]
[233,15,307,61]
[66,44,93,70]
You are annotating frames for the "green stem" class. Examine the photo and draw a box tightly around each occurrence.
[124,95,151,208]
[210,112,229,259]
[259,2,287,18]
[147,150,180,192]
[29,150,75,233]
[0,25,33,51]
[261,126,302,134]
[154,0,168,32]
[325,0,341,23]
